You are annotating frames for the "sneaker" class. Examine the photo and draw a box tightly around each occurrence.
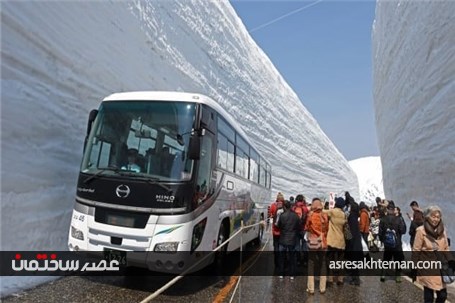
[306,289,314,295]
[320,290,326,294]
[380,276,385,282]
[396,276,402,283]
[290,276,295,281]
[279,276,284,279]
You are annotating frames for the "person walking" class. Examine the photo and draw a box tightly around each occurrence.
[292,194,309,265]
[395,206,407,235]
[324,197,347,285]
[346,201,363,285]
[305,198,329,294]
[359,201,370,244]
[276,201,300,280]
[412,205,454,303]
[378,201,406,282]
[269,192,285,267]
[408,201,425,248]
[369,210,382,251]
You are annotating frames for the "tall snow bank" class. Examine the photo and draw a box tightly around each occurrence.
[349,157,384,205]
[372,1,455,237]
[1,1,358,294]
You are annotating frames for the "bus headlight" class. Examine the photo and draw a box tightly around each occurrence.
[191,218,207,252]
[154,242,179,253]
[71,226,84,240]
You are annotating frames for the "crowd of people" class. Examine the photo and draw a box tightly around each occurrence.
[268,191,454,302]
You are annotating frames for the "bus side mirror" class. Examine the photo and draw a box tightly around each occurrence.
[188,133,201,160]
[84,109,98,151]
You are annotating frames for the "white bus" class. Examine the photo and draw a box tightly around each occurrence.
[68,91,272,273]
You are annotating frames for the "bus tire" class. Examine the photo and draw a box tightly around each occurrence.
[214,220,229,271]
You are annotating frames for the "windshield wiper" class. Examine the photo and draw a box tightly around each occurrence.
[84,169,172,193]
[83,167,120,184]
[142,176,172,193]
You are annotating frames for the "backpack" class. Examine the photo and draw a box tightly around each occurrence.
[384,228,397,248]
[306,211,328,250]
[293,202,307,226]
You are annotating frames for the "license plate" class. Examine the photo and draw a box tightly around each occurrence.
[104,249,127,266]
[106,214,135,228]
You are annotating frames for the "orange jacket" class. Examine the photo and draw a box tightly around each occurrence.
[359,209,370,234]
[305,210,329,249]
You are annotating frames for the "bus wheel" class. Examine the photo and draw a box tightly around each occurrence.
[214,222,228,271]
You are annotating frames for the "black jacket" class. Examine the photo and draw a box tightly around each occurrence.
[346,202,363,260]
[277,209,300,246]
[379,213,406,250]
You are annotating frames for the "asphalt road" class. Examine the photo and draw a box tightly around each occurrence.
[3,233,455,303]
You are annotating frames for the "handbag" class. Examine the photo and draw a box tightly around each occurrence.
[441,264,455,284]
[307,234,322,250]
[344,222,353,241]
[427,234,455,284]
[306,212,325,250]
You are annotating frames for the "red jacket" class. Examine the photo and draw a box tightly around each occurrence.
[292,202,309,231]
[269,201,282,236]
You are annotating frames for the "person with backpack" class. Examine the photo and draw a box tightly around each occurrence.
[270,192,285,267]
[277,200,300,280]
[292,194,309,264]
[305,198,329,294]
[378,201,406,282]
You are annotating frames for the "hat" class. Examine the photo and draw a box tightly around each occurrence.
[276,192,285,202]
[335,197,345,209]
[387,200,395,210]
[410,201,419,207]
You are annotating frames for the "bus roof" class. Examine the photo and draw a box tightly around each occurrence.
[103,91,270,168]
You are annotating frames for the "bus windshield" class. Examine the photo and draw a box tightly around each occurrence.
[81,101,196,181]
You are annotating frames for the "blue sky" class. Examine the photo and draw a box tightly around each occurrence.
[230,0,378,161]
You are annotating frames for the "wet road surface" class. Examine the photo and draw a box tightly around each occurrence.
[2,233,455,303]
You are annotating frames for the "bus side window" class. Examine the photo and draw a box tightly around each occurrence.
[194,135,213,207]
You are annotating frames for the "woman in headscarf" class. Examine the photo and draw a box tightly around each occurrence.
[324,197,347,285]
[412,205,454,303]
[305,198,329,294]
